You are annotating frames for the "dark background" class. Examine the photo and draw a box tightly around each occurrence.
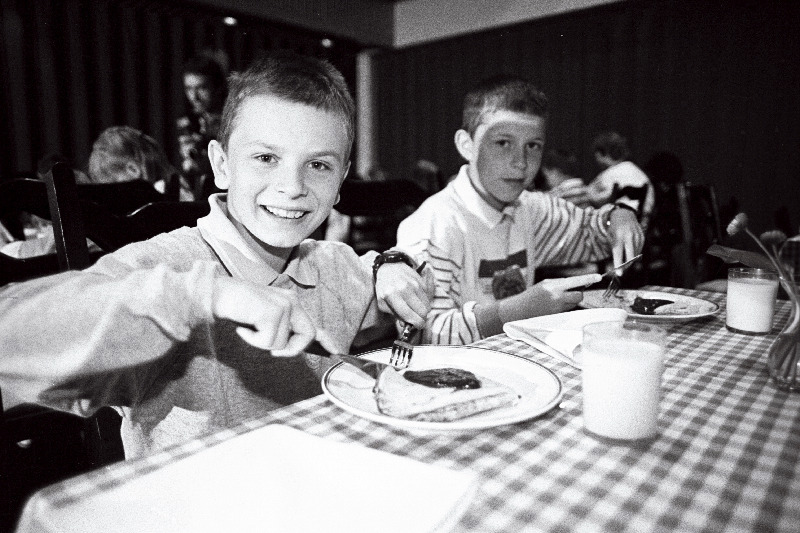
[372,0,800,237]
[1,0,798,237]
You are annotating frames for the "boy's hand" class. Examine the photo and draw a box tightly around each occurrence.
[375,262,433,328]
[498,273,602,323]
[211,278,322,356]
[607,208,645,270]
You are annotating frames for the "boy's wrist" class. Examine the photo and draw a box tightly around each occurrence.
[372,250,416,283]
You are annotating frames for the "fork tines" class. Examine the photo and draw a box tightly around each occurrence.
[390,323,416,369]
[602,275,621,299]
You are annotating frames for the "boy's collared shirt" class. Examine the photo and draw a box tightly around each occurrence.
[397,165,614,345]
[0,194,383,459]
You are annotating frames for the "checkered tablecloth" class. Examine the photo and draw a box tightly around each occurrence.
[19,287,800,533]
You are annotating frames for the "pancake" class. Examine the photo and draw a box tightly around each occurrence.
[373,367,519,422]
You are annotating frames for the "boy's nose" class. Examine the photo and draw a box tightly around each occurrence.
[275,169,308,197]
[510,148,527,170]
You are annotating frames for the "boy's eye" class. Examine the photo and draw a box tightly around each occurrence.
[495,139,510,148]
[309,161,332,171]
[527,142,544,152]
[256,154,276,163]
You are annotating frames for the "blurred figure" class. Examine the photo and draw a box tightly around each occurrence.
[177,55,227,200]
[2,126,177,259]
[586,131,655,228]
[534,149,590,207]
[89,125,185,196]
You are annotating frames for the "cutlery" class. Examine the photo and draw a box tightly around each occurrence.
[389,261,427,370]
[304,340,389,379]
[601,254,642,299]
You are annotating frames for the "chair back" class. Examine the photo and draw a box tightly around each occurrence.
[611,183,649,219]
[76,179,169,216]
[335,178,428,254]
[123,200,210,245]
[675,182,723,287]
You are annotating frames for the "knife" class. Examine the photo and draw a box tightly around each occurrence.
[305,340,389,379]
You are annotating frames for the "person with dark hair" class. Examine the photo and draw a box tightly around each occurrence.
[536,148,590,207]
[176,55,228,200]
[396,76,643,345]
[0,51,431,458]
[586,131,655,227]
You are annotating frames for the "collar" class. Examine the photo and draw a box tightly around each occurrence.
[452,165,518,227]
[196,194,317,287]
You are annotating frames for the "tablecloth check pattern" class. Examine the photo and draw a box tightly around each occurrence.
[22,287,800,533]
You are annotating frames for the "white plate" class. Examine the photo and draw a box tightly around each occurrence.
[580,289,720,322]
[322,345,563,432]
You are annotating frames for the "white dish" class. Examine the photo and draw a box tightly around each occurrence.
[322,345,563,432]
[580,289,720,322]
[503,308,628,368]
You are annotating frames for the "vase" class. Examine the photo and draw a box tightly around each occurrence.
[767,278,800,391]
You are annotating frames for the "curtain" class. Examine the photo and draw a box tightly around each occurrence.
[0,0,361,180]
[373,0,800,233]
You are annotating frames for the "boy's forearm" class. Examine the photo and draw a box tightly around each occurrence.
[0,262,216,405]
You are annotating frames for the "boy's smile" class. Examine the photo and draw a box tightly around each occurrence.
[209,95,350,268]
[458,110,546,210]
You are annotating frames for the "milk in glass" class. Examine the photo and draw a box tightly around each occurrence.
[726,269,778,334]
[582,323,665,441]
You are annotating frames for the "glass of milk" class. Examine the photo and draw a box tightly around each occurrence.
[726,267,779,335]
[581,320,666,443]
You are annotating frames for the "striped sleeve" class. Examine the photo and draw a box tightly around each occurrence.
[396,208,482,346]
[530,195,614,267]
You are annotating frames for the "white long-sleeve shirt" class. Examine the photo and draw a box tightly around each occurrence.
[397,165,614,345]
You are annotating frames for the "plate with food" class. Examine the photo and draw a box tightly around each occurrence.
[321,345,563,432]
[580,289,720,322]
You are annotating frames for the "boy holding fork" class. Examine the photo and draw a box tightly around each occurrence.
[0,52,430,459]
[396,75,643,345]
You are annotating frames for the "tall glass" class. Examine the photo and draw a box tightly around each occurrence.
[726,268,779,335]
[581,321,666,443]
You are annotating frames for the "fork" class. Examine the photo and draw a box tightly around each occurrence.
[389,322,417,369]
[388,261,427,369]
[603,274,622,299]
[601,254,642,299]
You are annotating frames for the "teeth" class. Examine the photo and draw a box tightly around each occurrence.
[265,206,306,219]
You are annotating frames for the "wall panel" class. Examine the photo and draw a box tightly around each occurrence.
[373,0,800,233]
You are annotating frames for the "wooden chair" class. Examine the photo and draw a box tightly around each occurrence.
[674,182,723,288]
[335,178,428,254]
[610,182,649,219]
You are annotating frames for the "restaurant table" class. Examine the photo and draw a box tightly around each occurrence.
[15,286,800,532]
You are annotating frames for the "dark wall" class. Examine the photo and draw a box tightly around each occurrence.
[373,0,800,234]
[0,0,362,179]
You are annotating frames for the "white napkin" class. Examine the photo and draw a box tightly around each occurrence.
[504,308,627,369]
[17,425,478,533]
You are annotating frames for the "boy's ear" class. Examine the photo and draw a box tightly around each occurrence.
[208,140,230,189]
[125,161,142,180]
[454,129,475,162]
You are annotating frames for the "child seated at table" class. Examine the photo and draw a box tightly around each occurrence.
[0,51,431,459]
[396,75,643,345]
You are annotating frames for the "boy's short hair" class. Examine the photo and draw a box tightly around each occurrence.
[461,75,549,136]
[591,131,630,161]
[218,51,355,158]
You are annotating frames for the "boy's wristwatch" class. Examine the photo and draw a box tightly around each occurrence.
[372,251,416,282]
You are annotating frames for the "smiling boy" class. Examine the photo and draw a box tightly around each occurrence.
[0,52,429,458]
[396,76,643,345]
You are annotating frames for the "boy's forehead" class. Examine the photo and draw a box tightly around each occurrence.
[477,109,545,132]
[230,95,350,157]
